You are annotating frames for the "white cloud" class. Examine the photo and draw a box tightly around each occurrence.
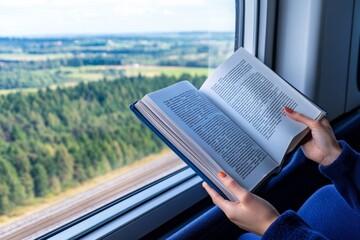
[163,10,175,16]
[0,0,234,36]
[155,0,206,7]
[112,6,154,16]
[0,0,45,7]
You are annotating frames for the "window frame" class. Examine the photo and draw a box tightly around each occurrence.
[236,0,277,68]
[37,1,279,238]
[39,168,207,239]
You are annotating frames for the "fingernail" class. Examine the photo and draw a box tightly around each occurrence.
[218,171,227,178]
[284,106,294,114]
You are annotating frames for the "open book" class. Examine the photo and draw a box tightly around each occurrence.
[130,48,326,201]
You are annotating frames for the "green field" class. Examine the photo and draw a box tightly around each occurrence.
[0,53,73,61]
[60,65,209,79]
[0,65,209,95]
[0,33,232,90]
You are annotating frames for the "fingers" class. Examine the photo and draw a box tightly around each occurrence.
[284,107,315,126]
[284,107,332,132]
[203,171,251,204]
[284,107,330,133]
[203,174,280,236]
[218,172,249,202]
[320,118,331,128]
[202,181,223,204]
[202,181,232,211]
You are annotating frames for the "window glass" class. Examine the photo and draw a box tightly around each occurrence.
[0,0,235,238]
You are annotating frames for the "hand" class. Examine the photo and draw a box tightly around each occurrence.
[202,172,279,236]
[284,107,341,166]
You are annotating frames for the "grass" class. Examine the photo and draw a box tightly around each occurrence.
[59,65,209,78]
[0,88,39,95]
[0,53,73,61]
[121,65,209,77]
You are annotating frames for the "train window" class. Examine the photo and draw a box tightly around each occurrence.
[0,0,235,239]
[236,0,277,67]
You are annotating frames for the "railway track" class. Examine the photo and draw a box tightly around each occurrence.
[0,154,185,240]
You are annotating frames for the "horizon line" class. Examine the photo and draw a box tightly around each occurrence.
[0,31,233,39]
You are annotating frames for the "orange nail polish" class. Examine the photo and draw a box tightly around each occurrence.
[218,171,227,178]
[284,106,294,114]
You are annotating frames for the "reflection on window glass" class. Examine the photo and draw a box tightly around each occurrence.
[0,0,235,238]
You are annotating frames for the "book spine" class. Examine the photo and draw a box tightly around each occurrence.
[129,101,228,200]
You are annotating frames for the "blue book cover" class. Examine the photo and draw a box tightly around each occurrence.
[130,101,229,200]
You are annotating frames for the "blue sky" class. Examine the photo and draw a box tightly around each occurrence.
[0,0,235,36]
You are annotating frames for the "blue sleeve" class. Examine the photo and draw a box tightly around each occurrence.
[319,140,360,212]
[262,210,328,239]
[262,140,360,240]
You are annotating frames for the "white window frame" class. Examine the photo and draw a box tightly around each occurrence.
[38,1,278,238]
[236,0,277,68]
[39,168,207,239]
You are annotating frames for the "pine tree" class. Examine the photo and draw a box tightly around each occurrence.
[31,163,49,197]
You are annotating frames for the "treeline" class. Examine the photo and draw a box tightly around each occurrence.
[0,69,68,89]
[0,57,123,89]
[1,55,122,71]
[0,73,205,215]
[0,32,233,54]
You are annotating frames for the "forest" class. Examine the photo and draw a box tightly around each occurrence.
[0,74,205,214]
[0,32,232,215]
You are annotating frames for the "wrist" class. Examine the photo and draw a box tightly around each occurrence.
[259,214,280,236]
[264,220,277,234]
[320,143,342,166]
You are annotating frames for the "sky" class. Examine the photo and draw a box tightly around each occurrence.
[0,0,235,36]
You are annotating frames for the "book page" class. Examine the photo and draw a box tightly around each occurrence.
[142,81,278,191]
[200,48,325,163]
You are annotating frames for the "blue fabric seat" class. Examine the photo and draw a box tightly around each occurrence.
[166,206,225,240]
[239,184,360,240]
[297,185,360,240]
